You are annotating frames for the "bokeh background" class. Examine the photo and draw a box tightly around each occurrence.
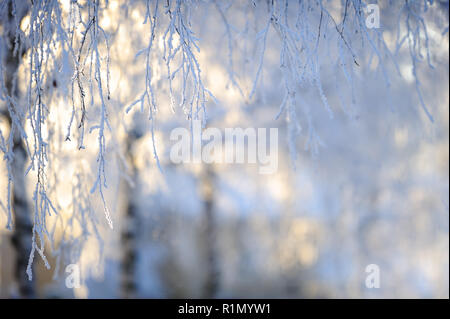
[0,0,448,298]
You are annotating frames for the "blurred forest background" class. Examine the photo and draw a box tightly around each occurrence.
[0,0,448,298]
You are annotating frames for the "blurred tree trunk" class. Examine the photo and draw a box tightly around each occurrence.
[1,0,34,298]
[120,129,142,298]
[201,165,219,298]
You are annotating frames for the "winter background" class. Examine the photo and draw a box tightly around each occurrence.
[0,0,448,298]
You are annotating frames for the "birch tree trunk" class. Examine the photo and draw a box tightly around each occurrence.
[1,0,34,298]
[201,166,219,298]
[120,129,142,298]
